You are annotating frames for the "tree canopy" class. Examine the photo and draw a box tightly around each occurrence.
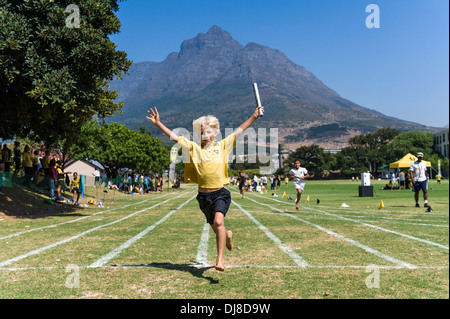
[0,0,131,145]
[71,121,171,177]
[284,144,335,178]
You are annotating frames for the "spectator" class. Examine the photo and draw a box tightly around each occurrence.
[410,152,429,208]
[23,145,34,187]
[42,150,50,176]
[13,141,21,177]
[32,150,40,175]
[399,171,406,189]
[436,172,442,186]
[55,159,71,202]
[93,169,100,186]
[70,172,81,205]
[48,159,57,199]
[2,144,12,173]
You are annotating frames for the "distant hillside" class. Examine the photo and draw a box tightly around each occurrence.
[109,25,440,148]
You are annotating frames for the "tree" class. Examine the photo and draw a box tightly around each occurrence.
[387,130,435,160]
[346,127,400,174]
[333,147,369,177]
[387,130,448,177]
[71,122,170,177]
[0,0,131,146]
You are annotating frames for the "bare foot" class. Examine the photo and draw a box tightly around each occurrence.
[226,230,233,252]
[215,259,225,271]
[295,201,299,210]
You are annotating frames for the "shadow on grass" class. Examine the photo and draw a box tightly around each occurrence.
[0,184,84,220]
[118,262,220,284]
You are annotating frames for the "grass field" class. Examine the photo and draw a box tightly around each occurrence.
[0,179,448,300]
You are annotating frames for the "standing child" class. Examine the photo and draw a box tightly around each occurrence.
[146,105,264,271]
[70,172,81,205]
[289,159,310,210]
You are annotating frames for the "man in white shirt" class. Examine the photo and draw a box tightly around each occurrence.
[93,169,100,186]
[289,159,310,210]
[410,152,429,208]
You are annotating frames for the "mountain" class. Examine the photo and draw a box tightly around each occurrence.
[109,25,439,148]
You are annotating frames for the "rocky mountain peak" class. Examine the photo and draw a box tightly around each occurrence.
[110,26,437,146]
[178,25,243,59]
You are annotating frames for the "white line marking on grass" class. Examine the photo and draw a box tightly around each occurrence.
[249,210,449,228]
[0,193,190,268]
[330,206,450,217]
[243,196,417,269]
[195,223,211,267]
[0,195,172,241]
[232,200,309,268]
[89,195,197,267]
[1,264,448,272]
[303,206,449,250]
[250,192,449,251]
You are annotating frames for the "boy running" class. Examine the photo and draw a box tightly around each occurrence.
[238,172,247,199]
[147,105,264,271]
[289,159,310,210]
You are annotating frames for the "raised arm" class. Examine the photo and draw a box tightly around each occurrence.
[233,106,264,139]
[146,107,179,143]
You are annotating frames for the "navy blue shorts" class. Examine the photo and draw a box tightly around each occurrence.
[413,180,428,192]
[196,188,231,225]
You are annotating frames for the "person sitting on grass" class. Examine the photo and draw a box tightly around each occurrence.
[146,104,264,271]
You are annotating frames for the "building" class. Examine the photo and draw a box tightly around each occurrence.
[64,160,104,186]
[434,129,449,158]
[278,144,290,169]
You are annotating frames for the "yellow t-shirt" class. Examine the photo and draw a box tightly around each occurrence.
[23,152,33,168]
[42,155,50,169]
[177,134,236,188]
[71,177,80,189]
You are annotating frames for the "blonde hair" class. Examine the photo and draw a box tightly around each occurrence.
[192,115,220,138]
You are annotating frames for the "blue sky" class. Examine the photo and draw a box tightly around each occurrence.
[109,0,449,128]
